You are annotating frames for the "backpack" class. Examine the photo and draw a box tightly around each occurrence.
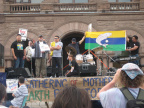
[120,87,144,108]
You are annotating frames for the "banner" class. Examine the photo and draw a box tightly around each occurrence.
[25,76,113,102]
[85,30,126,51]
[19,28,28,41]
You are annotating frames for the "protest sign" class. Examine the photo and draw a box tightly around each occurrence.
[39,44,50,52]
[6,79,18,93]
[19,28,28,41]
[25,76,113,102]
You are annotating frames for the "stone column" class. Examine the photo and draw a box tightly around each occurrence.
[0,0,3,13]
[140,0,144,11]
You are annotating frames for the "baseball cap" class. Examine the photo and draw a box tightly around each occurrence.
[17,34,21,36]
[39,35,43,38]
[121,63,144,79]
[72,38,76,42]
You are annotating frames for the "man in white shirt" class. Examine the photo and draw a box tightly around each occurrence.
[5,76,28,107]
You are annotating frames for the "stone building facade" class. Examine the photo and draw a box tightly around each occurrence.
[0,0,144,73]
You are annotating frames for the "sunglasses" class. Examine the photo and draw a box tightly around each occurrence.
[54,38,58,39]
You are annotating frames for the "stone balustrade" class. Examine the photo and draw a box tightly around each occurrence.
[4,2,141,13]
[53,3,97,12]
[10,4,40,13]
[110,2,140,11]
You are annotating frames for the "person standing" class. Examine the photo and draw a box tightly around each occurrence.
[68,35,85,54]
[11,34,26,68]
[50,36,63,77]
[126,35,140,65]
[34,35,50,78]
[25,40,36,77]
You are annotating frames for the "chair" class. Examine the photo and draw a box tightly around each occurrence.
[21,95,28,108]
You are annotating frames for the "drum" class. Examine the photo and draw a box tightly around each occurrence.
[86,54,93,62]
[76,54,83,64]
[89,61,95,65]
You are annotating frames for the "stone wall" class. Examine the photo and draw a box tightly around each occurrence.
[0,0,3,13]
[1,12,144,69]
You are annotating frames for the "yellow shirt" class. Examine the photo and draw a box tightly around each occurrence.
[50,42,55,56]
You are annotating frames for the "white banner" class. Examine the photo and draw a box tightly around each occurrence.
[6,79,18,93]
[19,28,28,41]
[40,44,50,52]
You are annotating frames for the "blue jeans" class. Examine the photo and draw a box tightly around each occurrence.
[4,101,13,107]
[130,54,139,65]
[14,57,25,68]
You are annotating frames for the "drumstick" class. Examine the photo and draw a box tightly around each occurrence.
[65,70,71,76]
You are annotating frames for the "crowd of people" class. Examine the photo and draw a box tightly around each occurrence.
[10,33,86,78]
[0,33,140,108]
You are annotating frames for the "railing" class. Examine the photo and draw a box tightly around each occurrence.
[53,3,97,12]
[110,2,140,11]
[10,4,40,13]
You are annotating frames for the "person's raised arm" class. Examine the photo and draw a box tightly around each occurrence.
[97,69,121,99]
[79,35,86,45]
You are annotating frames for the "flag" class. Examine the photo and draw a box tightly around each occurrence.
[85,30,126,51]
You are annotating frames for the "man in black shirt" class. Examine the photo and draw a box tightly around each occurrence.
[65,54,79,77]
[126,35,140,65]
[11,34,26,68]
[68,35,85,54]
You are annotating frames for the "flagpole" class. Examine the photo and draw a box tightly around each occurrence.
[88,23,92,54]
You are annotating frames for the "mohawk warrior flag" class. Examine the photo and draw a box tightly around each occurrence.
[85,30,126,51]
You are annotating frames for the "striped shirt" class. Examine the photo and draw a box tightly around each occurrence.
[11,84,28,107]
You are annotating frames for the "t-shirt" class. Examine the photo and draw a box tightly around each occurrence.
[68,42,80,54]
[131,41,140,55]
[11,84,28,107]
[39,42,44,57]
[0,105,8,108]
[11,41,26,58]
[71,60,79,72]
[52,42,63,57]
[99,88,139,108]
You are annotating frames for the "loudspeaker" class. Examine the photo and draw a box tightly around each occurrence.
[7,68,31,78]
[79,63,97,76]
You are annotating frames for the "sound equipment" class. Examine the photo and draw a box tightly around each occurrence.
[6,68,31,78]
[79,63,97,76]
[111,56,138,62]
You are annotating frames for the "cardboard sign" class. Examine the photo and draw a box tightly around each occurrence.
[40,44,50,52]
[25,76,113,102]
[6,79,18,93]
[19,28,28,41]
